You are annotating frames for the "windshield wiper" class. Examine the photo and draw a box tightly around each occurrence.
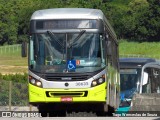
[47,31,64,48]
[69,30,86,48]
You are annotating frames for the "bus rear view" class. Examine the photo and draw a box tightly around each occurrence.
[27,8,120,116]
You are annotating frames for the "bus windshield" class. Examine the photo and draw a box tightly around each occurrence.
[120,68,141,99]
[29,32,106,73]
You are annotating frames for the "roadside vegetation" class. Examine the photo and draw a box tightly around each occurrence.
[0,0,160,45]
[119,40,160,59]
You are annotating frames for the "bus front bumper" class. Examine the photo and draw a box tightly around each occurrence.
[29,83,106,103]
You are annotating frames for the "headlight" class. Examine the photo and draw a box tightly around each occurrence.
[98,78,104,84]
[92,80,98,86]
[91,75,105,87]
[29,76,43,88]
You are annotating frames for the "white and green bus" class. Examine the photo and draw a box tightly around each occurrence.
[22,8,120,116]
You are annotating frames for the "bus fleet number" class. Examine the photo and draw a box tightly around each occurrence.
[75,82,88,86]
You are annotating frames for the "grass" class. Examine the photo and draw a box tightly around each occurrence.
[0,56,27,66]
[119,40,160,59]
[0,45,27,66]
[0,45,28,74]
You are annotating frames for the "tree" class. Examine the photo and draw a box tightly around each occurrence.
[0,0,18,45]
[145,0,160,41]
[0,0,160,44]
[104,3,130,39]
[127,0,149,41]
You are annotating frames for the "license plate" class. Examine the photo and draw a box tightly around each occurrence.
[61,97,73,102]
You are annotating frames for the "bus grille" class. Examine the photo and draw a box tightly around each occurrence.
[45,74,91,81]
[46,91,88,97]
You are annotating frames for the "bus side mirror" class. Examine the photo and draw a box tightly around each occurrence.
[21,41,27,57]
[142,72,148,85]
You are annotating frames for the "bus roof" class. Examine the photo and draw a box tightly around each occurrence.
[31,8,104,20]
[119,58,156,68]
[30,8,117,42]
